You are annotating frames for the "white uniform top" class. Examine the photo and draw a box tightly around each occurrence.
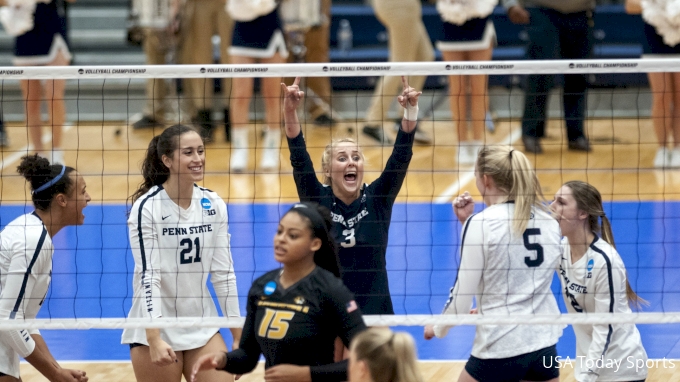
[559,236,648,382]
[121,185,240,351]
[434,203,563,359]
[0,213,52,378]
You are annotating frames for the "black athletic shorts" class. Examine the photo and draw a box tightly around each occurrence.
[465,344,559,382]
[129,342,146,349]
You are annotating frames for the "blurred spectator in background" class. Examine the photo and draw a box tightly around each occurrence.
[130,12,174,130]
[436,0,497,165]
[286,0,336,126]
[180,0,234,141]
[626,0,680,168]
[227,0,287,171]
[0,115,7,147]
[7,0,72,164]
[361,0,434,145]
[503,0,594,154]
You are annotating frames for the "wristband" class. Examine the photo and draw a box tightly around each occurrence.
[403,103,419,121]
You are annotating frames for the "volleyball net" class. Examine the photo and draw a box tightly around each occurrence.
[0,60,678,330]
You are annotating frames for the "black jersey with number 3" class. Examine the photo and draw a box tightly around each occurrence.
[287,129,415,314]
[224,267,366,380]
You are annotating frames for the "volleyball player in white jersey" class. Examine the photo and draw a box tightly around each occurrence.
[0,154,90,381]
[424,146,563,382]
[551,181,648,382]
[122,125,241,382]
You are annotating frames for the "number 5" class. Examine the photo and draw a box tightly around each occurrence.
[523,228,544,267]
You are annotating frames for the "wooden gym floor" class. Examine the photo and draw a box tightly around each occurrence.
[2,116,679,381]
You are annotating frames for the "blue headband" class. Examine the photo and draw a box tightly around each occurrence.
[33,165,66,195]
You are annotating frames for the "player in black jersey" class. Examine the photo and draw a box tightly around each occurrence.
[190,203,367,382]
[279,76,421,315]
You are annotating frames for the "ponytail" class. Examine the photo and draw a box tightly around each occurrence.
[129,125,200,206]
[564,181,648,310]
[476,146,546,234]
[350,328,424,382]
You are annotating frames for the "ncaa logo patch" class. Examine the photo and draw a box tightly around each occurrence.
[201,198,212,209]
[264,281,276,296]
[587,259,594,272]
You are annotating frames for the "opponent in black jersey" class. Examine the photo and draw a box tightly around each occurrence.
[280,76,421,315]
[191,203,367,382]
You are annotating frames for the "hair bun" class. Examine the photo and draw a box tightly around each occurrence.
[16,154,52,189]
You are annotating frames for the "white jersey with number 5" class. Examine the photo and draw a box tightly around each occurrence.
[435,202,563,359]
[121,184,239,350]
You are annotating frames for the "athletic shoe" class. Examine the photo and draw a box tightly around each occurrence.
[260,128,281,170]
[669,147,680,169]
[132,115,161,129]
[654,147,671,168]
[230,129,249,172]
[362,125,392,145]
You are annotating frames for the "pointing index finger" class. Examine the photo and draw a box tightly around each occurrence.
[401,76,408,90]
[293,77,300,86]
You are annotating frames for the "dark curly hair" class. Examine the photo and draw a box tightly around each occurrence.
[17,154,76,210]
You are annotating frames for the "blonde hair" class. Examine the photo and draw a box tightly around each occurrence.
[476,146,547,234]
[321,138,365,186]
[350,328,424,382]
[563,180,648,310]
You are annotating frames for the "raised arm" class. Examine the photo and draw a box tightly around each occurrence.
[396,76,421,134]
[282,77,305,139]
[282,77,325,200]
[370,77,419,201]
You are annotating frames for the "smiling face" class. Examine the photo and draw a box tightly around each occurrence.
[324,142,365,201]
[550,185,587,237]
[62,172,90,226]
[274,212,321,267]
[162,131,205,184]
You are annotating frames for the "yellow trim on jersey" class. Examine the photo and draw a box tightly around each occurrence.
[257,300,310,313]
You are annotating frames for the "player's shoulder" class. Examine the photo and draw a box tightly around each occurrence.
[194,184,219,198]
[308,267,348,296]
[132,186,165,211]
[250,269,281,290]
[588,236,620,265]
[1,213,44,238]
[194,184,226,210]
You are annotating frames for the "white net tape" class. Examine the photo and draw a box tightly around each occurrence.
[0,58,676,80]
[3,313,679,330]
[0,58,675,332]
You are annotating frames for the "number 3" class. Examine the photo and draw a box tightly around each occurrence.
[341,229,356,248]
[523,228,544,267]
